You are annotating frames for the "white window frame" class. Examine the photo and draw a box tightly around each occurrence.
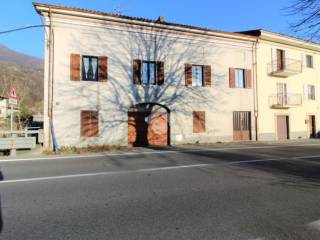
[192,65,204,87]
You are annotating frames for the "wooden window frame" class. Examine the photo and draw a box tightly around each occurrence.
[81,56,99,81]
[142,61,157,85]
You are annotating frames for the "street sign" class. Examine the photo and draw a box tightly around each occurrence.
[9,85,17,105]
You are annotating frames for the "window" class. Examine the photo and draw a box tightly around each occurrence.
[193,111,205,133]
[192,65,204,86]
[276,49,285,71]
[304,85,315,100]
[306,55,313,68]
[80,111,99,137]
[142,61,156,85]
[82,56,98,81]
[235,69,246,88]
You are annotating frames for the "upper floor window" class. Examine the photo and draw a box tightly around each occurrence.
[142,61,156,85]
[235,69,246,88]
[133,59,164,85]
[304,85,315,100]
[70,54,108,82]
[276,49,285,71]
[192,65,204,86]
[82,56,99,81]
[306,55,314,68]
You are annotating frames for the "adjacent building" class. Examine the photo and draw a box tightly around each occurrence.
[242,30,320,140]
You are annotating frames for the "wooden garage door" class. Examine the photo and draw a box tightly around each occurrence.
[128,112,168,147]
[277,115,289,140]
[233,111,251,141]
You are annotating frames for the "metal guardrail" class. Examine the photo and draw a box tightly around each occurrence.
[267,58,302,76]
[269,93,302,108]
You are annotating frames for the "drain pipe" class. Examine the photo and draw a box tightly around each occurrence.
[252,40,259,141]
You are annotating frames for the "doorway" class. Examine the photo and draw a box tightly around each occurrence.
[308,115,316,138]
[276,115,289,140]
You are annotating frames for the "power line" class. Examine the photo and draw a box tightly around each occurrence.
[0,25,48,35]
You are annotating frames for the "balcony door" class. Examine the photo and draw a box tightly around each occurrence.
[276,49,285,71]
[277,83,287,105]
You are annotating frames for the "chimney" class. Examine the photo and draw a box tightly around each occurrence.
[157,16,165,23]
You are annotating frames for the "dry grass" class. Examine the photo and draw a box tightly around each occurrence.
[43,145,126,155]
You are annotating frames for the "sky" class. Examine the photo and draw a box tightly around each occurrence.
[0,0,299,59]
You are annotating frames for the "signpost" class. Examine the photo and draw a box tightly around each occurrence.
[9,85,17,132]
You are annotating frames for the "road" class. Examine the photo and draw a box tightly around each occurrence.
[1,143,320,239]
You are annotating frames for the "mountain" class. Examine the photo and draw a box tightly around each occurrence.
[0,44,43,69]
[0,44,44,114]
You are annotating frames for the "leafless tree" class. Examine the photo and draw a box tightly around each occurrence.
[286,0,320,40]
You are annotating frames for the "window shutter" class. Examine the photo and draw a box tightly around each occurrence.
[133,59,142,84]
[245,69,252,89]
[98,56,108,81]
[204,65,211,87]
[185,64,192,86]
[70,53,80,81]
[81,111,99,138]
[229,68,235,88]
[193,111,206,133]
[156,61,165,85]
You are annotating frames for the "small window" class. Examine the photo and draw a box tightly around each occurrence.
[304,85,315,100]
[193,111,206,133]
[142,61,156,85]
[235,69,246,88]
[82,56,98,81]
[306,55,313,68]
[81,110,99,137]
[192,65,204,86]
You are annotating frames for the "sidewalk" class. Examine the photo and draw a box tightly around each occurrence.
[1,139,320,160]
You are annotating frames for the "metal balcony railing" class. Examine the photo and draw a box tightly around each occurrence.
[268,93,302,109]
[267,58,302,77]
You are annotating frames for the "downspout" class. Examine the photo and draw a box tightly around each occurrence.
[252,40,259,141]
[47,7,52,149]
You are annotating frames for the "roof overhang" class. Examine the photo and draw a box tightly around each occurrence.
[33,2,257,43]
[242,29,320,52]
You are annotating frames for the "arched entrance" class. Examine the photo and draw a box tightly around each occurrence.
[128,103,170,147]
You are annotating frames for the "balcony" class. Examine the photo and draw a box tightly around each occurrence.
[267,58,302,77]
[269,94,302,109]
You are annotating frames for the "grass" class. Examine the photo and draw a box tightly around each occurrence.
[43,145,126,155]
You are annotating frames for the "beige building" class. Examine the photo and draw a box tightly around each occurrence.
[34,3,257,148]
[242,30,320,140]
[0,96,8,119]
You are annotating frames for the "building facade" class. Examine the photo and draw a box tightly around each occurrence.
[34,3,257,148]
[243,30,320,141]
[0,97,8,119]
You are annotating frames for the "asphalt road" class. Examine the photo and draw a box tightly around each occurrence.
[1,143,320,240]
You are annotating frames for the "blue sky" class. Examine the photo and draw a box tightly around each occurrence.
[0,0,297,59]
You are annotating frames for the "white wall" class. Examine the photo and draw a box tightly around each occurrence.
[45,15,256,147]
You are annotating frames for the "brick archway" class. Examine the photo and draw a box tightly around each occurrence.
[128,103,170,147]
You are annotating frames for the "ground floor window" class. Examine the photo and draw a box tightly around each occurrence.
[193,111,206,133]
[80,110,99,138]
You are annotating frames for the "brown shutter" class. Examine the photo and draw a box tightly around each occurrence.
[70,54,80,81]
[81,111,90,137]
[81,111,99,138]
[185,64,192,86]
[229,68,235,88]
[133,59,142,84]
[204,65,211,87]
[245,69,252,89]
[156,61,164,85]
[193,111,206,133]
[90,111,99,137]
[98,56,108,82]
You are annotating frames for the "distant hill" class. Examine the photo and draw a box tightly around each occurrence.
[0,44,44,114]
[0,44,43,69]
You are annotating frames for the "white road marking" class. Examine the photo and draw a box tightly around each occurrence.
[0,154,316,184]
[1,143,320,163]
[307,219,320,231]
